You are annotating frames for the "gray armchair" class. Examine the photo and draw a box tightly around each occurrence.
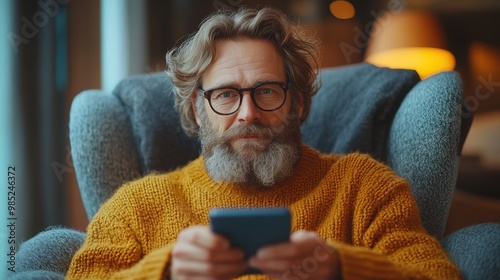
[13,63,500,279]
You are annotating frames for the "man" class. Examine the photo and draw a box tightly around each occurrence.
[67,7,461,279]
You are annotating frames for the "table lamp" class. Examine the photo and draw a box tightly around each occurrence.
[365,10,456,79]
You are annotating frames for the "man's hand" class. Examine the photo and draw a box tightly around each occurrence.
[249,230,340,280]
[171,225,248,280]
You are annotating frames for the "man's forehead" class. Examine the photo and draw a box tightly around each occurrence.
[211,39,281,63]
[202,39,286,87]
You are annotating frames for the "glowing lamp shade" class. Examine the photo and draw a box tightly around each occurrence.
[365,10,456,79]
[366,47,456,79]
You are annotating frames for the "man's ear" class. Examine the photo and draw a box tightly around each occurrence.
[191,94,202,126]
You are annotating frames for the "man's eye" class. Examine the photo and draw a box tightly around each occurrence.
[261,88,273,94]
[256,87,278,95]
[221,92,233,98]
[214,90,237,99]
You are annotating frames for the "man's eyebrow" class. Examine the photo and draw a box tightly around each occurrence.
[210,82,240,89]
[210,80,285,89]
[254,79,285,85]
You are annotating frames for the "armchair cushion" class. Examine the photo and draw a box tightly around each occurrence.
[111,74,200,173]
[442,223,500,280]
[388,71,465,238]
[70,75,200,220]
[302,63,420,161]
[70,90,142,220]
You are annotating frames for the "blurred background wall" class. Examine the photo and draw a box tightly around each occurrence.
[1,0,499,265]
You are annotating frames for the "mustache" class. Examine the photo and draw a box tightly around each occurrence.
[200,121,289,159]
[213,122,287,144]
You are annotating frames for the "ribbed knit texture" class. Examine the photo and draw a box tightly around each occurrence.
[67,145,461,279]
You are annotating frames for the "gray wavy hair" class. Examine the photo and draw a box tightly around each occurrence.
[165,7,320,137]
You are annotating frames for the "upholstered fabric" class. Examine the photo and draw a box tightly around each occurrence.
[442,223,500,279]
[70,79,200,220]
[10,227,85,279]
[302,63,420,162]
[69,90,142,220]
[9,270,64,280]
[111,73,201,173]
[387,71,465,238]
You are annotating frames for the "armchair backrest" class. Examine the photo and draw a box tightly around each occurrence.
[69,63,469,239]
[387,71,467,239]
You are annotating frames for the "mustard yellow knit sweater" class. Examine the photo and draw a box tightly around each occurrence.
[67,145,461,279]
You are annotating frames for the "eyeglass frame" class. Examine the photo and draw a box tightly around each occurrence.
[198,81,289,115]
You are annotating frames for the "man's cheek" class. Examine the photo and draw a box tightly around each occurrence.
[270,112,289,127]
[212,118,232,133]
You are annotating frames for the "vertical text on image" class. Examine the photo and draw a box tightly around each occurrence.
[6,166,17,273]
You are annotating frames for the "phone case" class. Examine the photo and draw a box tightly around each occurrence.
[209,207,291,275]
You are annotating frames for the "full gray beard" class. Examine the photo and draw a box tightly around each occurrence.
[198,111,302,188]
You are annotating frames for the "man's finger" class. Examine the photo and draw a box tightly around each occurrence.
[172,258,248,279]
[290,230,321,243]
[256,232,319,259]
[249,256,298,272]
[177,225,230,250]
[256,242,301,259]
[173,241,245,262]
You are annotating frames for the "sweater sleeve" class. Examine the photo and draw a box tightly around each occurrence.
[328,154,462,280]
[66,191,175,279]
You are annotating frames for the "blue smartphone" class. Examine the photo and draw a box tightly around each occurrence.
[209,207,291,274]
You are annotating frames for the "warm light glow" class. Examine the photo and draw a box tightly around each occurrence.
[364,10,455,79]
[329,1,355,19]
[469,41,500,83]
[365,11,447,57]
[365,47,456,79]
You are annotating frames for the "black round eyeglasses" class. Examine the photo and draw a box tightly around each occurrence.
[198,81,288,115]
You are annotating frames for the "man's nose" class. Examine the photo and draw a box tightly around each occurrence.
[237,93,260,124]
